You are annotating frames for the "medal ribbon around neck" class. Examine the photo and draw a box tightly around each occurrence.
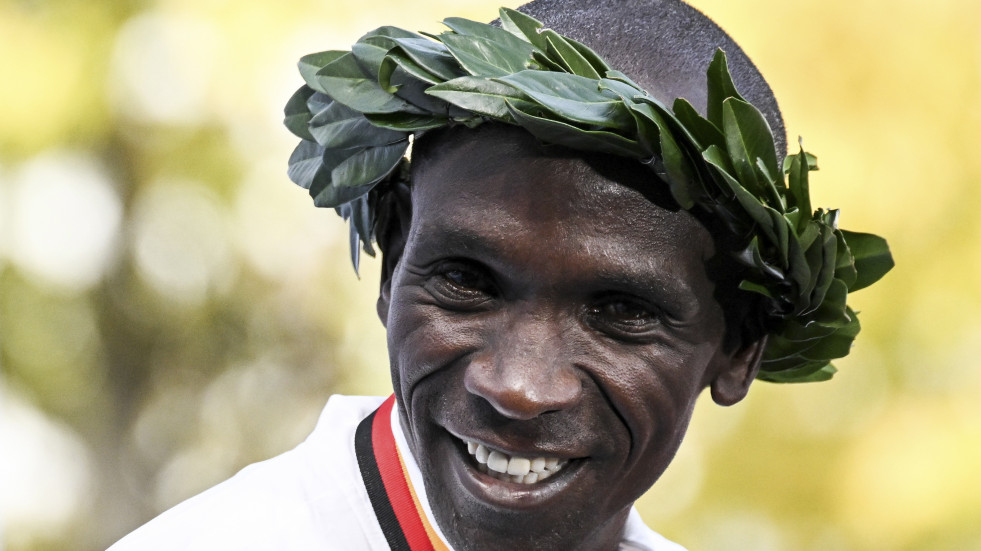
[355,395,450,551]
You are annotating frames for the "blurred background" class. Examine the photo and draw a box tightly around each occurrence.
[1,0,979,549]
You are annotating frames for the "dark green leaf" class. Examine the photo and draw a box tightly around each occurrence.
[498,7,548,50]
[738,280,775,299]
[316,52,424,114]
[833,228,858,288]
[565,35,611,76]
[723,98,782,208]
[495,71,632,129]
[786,152,811,225]
[284,86,316,141]
[328,140,409,198]
[309,100,405,149]
[364,112,448,131]
[673,98,725,151]
[507,103,644,157]
[440,33,536,77]
[287,140,327,191]
[442,16,543,57]
[759,361,836,383]
[839,230,894,291]
[391,37,464,82]
[298,51,347,92]
[351,42,390,87]
[541,30,602,79]
[428,76,535,121]
[706,49,746,129]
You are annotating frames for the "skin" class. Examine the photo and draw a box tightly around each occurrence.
[376,125,765,551]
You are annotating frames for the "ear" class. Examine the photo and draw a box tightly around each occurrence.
[709,333,767,406]
[374,182,412,327]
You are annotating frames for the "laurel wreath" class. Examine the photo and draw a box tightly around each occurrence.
[283,7,893,383]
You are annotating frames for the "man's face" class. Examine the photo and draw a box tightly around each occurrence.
[378,127,757,551]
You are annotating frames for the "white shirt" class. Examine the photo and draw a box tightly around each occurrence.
[109,395,686,551]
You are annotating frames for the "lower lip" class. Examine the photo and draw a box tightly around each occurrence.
[448,433,584,510]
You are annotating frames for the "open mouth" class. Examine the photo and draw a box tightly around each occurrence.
[463,439,569,484]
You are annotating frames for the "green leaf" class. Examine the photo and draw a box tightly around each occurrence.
[738,279,775,299]
[428,76,536,121]
[330,141,408,192]
[499,7,548,50]
[308,100,405,149]
[784,149,819,173]
[541,30,602,79]
[364,112,448,131]
[440,33,536,77]
[298,51,347,92]
[284,86,316,141]
[759,361,836,383]
[442,16,543,57]
[786,148,812,224]
[673,98,725,151]
[312,141,408,208]
[624,99,696,208]
[391,37,464,82]
[287,140,327,191]
[315,52,424,114]
[495,71,633,130]
[810,224,839,312]
[507,103,644,157]
[833,228,858,288]
[839,230,894,291]
[565,35,611,76]
[351,42,390,87]
[722,98,782,208]
[706,49,746,129]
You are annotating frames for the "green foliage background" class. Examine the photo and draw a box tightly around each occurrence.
[0,0,978,550]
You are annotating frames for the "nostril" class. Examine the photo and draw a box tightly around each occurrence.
[463,360,582,420]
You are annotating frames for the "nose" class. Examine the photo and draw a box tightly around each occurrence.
[463,312,582,420]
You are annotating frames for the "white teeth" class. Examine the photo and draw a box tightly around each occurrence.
[487,451,509,474]
[463,440,568,484]
[507,457,531,476]
[474,444,490,464]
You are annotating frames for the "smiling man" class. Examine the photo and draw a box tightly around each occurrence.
[110,0,891,550]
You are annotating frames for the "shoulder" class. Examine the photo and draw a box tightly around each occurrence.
[619,508,689,551]
[108,395,388,551]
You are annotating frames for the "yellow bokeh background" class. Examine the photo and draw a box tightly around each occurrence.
[1,0,978,550]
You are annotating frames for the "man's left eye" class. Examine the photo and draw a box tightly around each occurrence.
[587,298,660,337]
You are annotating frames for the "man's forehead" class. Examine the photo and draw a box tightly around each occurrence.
[407,125,715,286]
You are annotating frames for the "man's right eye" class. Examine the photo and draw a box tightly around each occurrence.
[426,263,495,307]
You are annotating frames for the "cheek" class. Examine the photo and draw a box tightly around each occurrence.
[592,345,710,466]
[386,290,485,401]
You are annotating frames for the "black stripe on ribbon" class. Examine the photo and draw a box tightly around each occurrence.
[355,407,413,551]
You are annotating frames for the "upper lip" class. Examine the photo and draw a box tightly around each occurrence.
[445,427,583,460]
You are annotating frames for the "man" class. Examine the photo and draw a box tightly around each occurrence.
[110,0,891,549]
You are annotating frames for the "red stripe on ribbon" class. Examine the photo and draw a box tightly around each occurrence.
[371,395,436,551]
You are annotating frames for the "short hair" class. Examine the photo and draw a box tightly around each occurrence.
[512,0,788,156]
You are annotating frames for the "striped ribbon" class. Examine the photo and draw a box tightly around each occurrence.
[355,395,450,551]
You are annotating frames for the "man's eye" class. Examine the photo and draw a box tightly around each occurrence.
[426,264,494,306]
[443,269,483,290]
[587,299,660,337]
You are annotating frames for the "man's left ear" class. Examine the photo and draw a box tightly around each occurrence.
[709,334,768,406]
[374,182,412,327]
